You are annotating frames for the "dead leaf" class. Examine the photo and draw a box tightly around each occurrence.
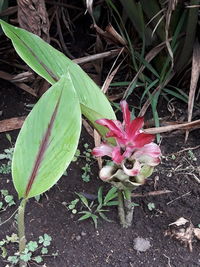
[93,24,127,47]
[143,118,200,135]
[194,228,200,240]
[165,0,178,68]
[169,217,189,227]
[165,217,200,252]
[185,40,200,142]
[102,48,125,94]
[0,117,26,133]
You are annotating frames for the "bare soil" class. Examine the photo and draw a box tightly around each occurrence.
[1,81,200,267]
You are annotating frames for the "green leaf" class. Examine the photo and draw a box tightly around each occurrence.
[78,212,92,221]
[0,21,116,138]
[6,133,12,144]
[105,200,119,206]
[76,193,89,209]
[1,246,7,258]
[98,212,113,222]
[41,247,48,254]
[104,187,118,204]
[20,252,32,262]
[38,236,44,244]
[4,195,14,203]
[91,214,98,228]
[43,234,52,247]
[7,255,19,264]
[0,240,6,246]
[1,190,8,196]
[6,233,18,243]
[33,256,43,263]
[27,241,38,252]
[97,186,103,206]
[12,76,81,199]
[80,104,116,144]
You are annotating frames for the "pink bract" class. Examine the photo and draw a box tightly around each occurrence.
[92,101,161,168]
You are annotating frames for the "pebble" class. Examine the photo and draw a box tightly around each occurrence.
[133,237,151,252]
[81,231,87,237]
[76,235,81,241]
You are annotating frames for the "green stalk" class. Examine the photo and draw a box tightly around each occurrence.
[18,198,27,267]
[124,189,134,228]
[117,190,126,227]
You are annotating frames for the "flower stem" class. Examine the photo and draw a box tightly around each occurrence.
[18,198,27,267]
[117,190,126,227]
[124,189,134,228]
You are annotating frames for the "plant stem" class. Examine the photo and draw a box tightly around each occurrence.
[124,189,134,228]
[117,190,126,227]
[18,198,27,267]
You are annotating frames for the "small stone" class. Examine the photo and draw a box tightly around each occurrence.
[76,235,81,241]
[133,237,151,252]
[81,231,86,237]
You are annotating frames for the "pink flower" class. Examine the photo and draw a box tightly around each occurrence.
[92,100,161,168]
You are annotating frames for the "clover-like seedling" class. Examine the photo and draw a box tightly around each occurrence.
[39,234,52,247]
[0,189,15,211]
[5,233,55,265]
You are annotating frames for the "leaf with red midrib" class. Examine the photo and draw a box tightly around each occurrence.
[25,95,61,198]
[12,76,82,199]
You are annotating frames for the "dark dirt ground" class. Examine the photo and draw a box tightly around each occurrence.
[1,80,200,267]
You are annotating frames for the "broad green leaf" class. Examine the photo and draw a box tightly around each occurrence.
[81,104,116,144]
[0,20,116,138]
[12,76,81,199]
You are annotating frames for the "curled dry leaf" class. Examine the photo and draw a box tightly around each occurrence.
[93,24,127,47]
[165,217,200,252]
[194,228,200,240]
[169,217,189,227]
[185,40,200,142]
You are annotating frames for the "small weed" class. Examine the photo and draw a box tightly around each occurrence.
[83,143,92,162]
[187,150,197,162]
[81,163,91,182]
[0,189,15,211]
[171,154,176,160]
[1,233,58,265]
[0,147,14,174]
[64,145,94,182]
[62,198,79,214]
[72,149,81,162]
[76,186,118,228]
[81,143,94,182]
[147,202,156,211]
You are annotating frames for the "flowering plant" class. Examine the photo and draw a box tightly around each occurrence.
[93,101,161,227]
